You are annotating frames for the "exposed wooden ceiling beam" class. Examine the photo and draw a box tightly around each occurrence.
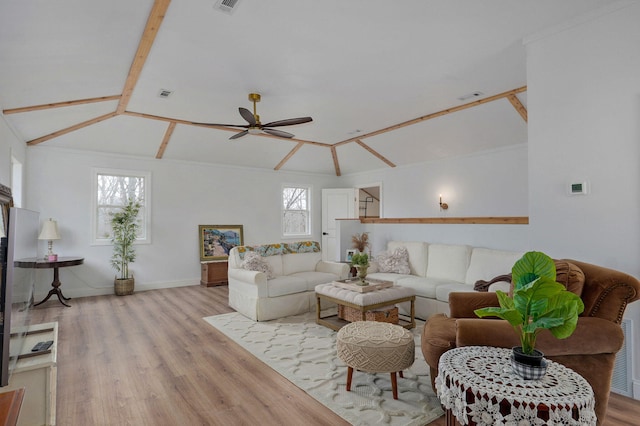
[331,146,341,176]
[507,94,528,122]
[2,95,121,115]
[26,112,118,146]
[355,139,396,168]
[336,86,527,146]
[156,121,176,159]
[116,0,171,114]
[274,142,304,170]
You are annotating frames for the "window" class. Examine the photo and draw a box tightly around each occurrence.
[282,185,311,237]
[92,168,150,245]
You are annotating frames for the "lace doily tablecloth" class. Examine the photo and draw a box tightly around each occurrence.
[436,346,596,425]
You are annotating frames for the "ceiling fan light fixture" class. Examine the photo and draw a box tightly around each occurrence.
[248,127,262,135]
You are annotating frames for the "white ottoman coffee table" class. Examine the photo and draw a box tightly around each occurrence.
[337,321,415,400]
[315,282,415,331]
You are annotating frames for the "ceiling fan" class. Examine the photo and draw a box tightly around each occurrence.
[196,93,313,140]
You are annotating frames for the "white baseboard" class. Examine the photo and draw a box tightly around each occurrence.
[34,279,201,301]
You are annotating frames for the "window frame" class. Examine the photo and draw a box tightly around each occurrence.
[91,168,151,246]
[281,184,312,239]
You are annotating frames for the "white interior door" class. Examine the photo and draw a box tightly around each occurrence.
[322,188,356,261]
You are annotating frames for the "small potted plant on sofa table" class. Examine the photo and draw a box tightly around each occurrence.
[475,251,584,379]
[110,200,141,296]
[350,252,369,285]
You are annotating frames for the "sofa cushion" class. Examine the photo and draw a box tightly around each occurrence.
[376,247,411,274]
[426,244,471,282]
[397,276,462,299]
[282,252,321,275]
[242,252,276,279]
[366,272,412,285]
[289,271,339,291]
[464,248,523,285]
[266,276,309,297]
[435,282,475,303]
[388,241,429,277]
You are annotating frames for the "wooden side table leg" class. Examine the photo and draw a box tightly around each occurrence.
[346,366,353,391]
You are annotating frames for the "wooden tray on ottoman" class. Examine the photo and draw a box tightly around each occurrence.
[332,278,393,293]
[338,305,399,324]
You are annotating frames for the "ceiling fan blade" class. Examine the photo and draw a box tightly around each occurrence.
[263,128,294,138]
[191,121,249,129]
[239,107,256,126]
[263,117,313,127]
[229,130,249,140]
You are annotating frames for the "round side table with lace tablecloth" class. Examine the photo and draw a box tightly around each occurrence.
[435,346,596,426]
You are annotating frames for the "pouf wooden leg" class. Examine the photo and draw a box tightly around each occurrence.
[346,366,354,391]
[390,372,398,399]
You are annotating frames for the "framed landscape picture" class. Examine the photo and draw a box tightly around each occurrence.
[199,224,244,261]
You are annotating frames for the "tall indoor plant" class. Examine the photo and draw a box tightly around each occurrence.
[475,251,584,372]
[110,200,141,295]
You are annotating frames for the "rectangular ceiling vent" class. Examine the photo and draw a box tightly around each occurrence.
[458,91,484,101]
[158,89,173,98]
[214,0,240,14]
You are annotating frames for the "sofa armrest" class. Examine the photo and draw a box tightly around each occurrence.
[456,316,624,356]
[448,292,499,318]
[316,261,350,279]
[227,268,269,298]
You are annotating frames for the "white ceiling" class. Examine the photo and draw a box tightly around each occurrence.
[0,0,620,175]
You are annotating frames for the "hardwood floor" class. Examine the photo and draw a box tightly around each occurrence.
[28,285,639,425]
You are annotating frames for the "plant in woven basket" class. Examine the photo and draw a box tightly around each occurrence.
[475,251,584,360]
[351,232,369,253]
[110,200,141,280]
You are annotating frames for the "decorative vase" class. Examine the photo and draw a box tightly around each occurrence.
[511,346,547,380]
[354,264,369,285]
[114,276,135,296]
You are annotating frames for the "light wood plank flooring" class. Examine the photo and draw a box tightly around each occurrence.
[28,285,640,425]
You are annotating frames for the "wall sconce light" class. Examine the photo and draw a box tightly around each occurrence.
[439,195,449,210]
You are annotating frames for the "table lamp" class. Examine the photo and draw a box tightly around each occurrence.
[39,218,61,261]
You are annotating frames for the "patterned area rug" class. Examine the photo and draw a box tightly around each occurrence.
[203,312,444,426]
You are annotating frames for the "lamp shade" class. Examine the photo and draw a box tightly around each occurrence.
[38,218,61,240]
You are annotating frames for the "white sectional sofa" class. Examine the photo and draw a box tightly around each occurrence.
[367,241,523,320]
[227,242,350,321]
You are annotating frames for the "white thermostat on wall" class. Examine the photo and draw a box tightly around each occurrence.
[568,181,589,195]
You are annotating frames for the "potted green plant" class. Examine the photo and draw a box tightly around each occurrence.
[350,252,369,285]
[110,200,141,295]
[475,251,584,377]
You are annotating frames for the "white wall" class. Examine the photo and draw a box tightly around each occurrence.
[0,114,26,193]
[526,2,640,396]
[25,146,340,298]
[339,145,530,255]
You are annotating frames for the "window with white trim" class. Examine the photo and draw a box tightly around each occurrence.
[92,168,151,245]
[282,185,311,237]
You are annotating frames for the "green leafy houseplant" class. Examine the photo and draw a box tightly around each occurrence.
[350,252,369,284]
[110,200,141,280]
[475,251,585,356]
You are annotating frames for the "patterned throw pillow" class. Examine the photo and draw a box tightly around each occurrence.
[242,252,275,279]
[375,247,411,274]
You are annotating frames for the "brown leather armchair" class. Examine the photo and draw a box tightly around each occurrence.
[421,259,640,425]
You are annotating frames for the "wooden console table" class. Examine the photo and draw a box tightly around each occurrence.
[200,261,228,287]
[14,257,84,307]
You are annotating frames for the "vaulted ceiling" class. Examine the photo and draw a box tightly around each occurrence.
[0,0,618,175]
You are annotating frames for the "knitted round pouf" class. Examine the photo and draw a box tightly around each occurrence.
[336,321,415,400]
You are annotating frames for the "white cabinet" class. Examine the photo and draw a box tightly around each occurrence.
[5,322,57,426]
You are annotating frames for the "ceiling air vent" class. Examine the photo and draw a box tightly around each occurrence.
[214,0,240,14]
[158,89,173,98]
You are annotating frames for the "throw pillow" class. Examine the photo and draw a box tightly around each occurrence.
[375,247,411,274]
[474,274,512,292]
[242,252,275,279]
